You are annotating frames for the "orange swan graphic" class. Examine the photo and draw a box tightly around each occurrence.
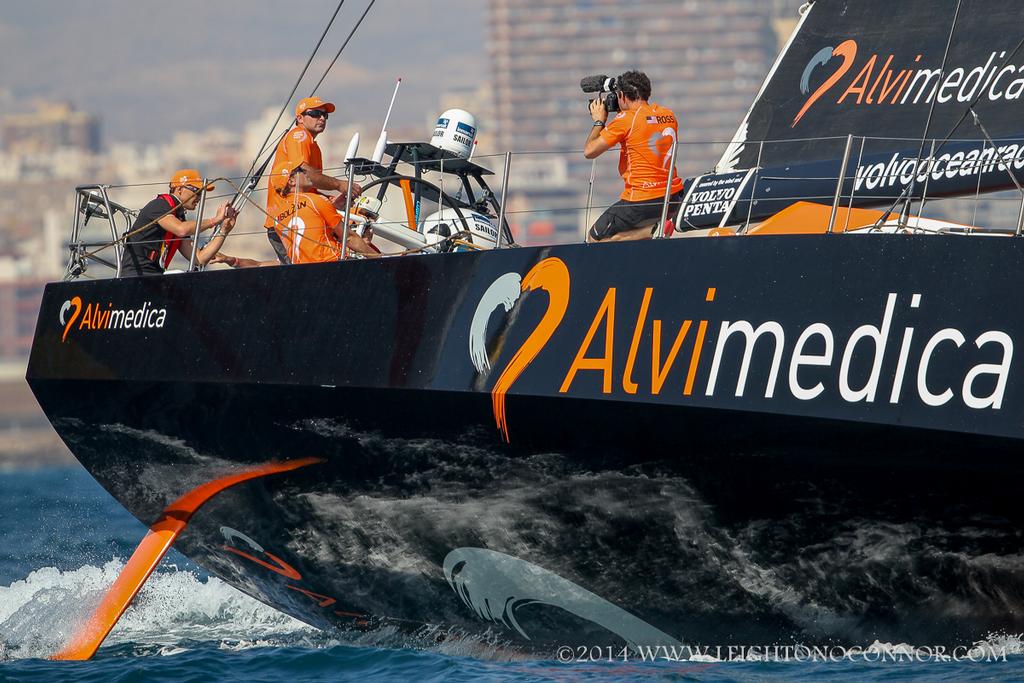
[491,258,570,442]
[792,39,857,127]
[61,296,82,342]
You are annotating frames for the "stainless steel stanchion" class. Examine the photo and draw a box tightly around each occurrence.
[584,157,597,236]
[188,178,208,271]
[495,151,512,249]
[827,135,853,234]
[340,163,356,260]
[655,140,678,239]
[1016,196,1024,237]
[916,139,938,231]
[743,140,765,233]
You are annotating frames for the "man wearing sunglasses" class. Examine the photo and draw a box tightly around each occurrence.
[264,96,362,263]
[120,169,237,277]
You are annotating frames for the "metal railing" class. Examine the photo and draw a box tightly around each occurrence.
[66,186,132,280]
[62,133,1024,281]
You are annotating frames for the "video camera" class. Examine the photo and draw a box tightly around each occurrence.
[580,74,620,114]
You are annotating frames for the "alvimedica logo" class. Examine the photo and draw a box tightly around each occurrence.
[558,288,1012,412]
[793,40,1024,126]
[474,261,1013,442]
[60,296,167,343]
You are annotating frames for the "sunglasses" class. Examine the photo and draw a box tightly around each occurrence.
[303,109,329,119]
[182,184,203,193]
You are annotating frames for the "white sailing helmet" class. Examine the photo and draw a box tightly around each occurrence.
[346,195,382,236]
[421,208,498,251]
[431,109,477,159]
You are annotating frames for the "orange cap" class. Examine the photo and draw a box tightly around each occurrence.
[295,96,336,117]
[169,169,215,191]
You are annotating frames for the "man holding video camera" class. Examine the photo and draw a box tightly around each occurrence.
[583,71,684,242]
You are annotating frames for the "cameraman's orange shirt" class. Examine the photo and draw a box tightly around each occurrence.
[600,103,684,202]
[264,126,325,228]
[271,192,344,264]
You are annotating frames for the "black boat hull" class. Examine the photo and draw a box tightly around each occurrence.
[27,236,1024,650]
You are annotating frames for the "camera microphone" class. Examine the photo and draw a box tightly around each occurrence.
[580,74,621,113]
[580,75,609,93]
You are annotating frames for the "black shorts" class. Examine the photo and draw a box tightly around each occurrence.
[589,192,684,241]
[267,228,291,265]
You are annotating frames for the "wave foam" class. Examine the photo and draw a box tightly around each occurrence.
[0,562,526,663]
[0,562,315,660]
[4,559,1022,664]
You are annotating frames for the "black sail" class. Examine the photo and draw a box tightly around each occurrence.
[681,0,1024,229]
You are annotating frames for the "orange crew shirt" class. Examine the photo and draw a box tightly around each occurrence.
[271,191,345,264]
[600,103,684,202]
[264,126,325,229]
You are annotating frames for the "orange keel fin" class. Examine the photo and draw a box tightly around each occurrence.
[51,457,322,661]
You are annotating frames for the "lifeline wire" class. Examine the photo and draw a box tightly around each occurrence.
[75,180,235,265]
[898,0,963,228]
[875,4,1024,228]
[306,0,377,98]
[233,0,377,220]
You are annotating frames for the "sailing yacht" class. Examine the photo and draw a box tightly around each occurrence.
[27,0,1024,656]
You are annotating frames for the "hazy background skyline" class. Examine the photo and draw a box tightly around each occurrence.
[0,1,486,144]
[0,1,492,466]
[0,0,809,467]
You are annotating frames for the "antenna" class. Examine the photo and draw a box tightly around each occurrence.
[344,132,360,162]
[372,77,402,163]
[381,77,402,133]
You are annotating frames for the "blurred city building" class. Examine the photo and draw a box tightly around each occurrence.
[0,279,47,361]
[0,0,1013,365]
[1,102,100,155]
[488,0,792,242]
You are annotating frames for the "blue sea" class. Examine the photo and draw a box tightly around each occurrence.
[2,465,1022,682]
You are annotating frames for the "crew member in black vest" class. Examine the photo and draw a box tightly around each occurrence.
[120,169,236,277]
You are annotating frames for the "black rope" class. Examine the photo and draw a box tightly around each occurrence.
[897,0,962,228]
[875,2,1024,228]
[233,0,377,214]
[307,0,377,97]
[245,0,347,173]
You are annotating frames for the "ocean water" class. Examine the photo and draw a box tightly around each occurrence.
[2,466,1023,682]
